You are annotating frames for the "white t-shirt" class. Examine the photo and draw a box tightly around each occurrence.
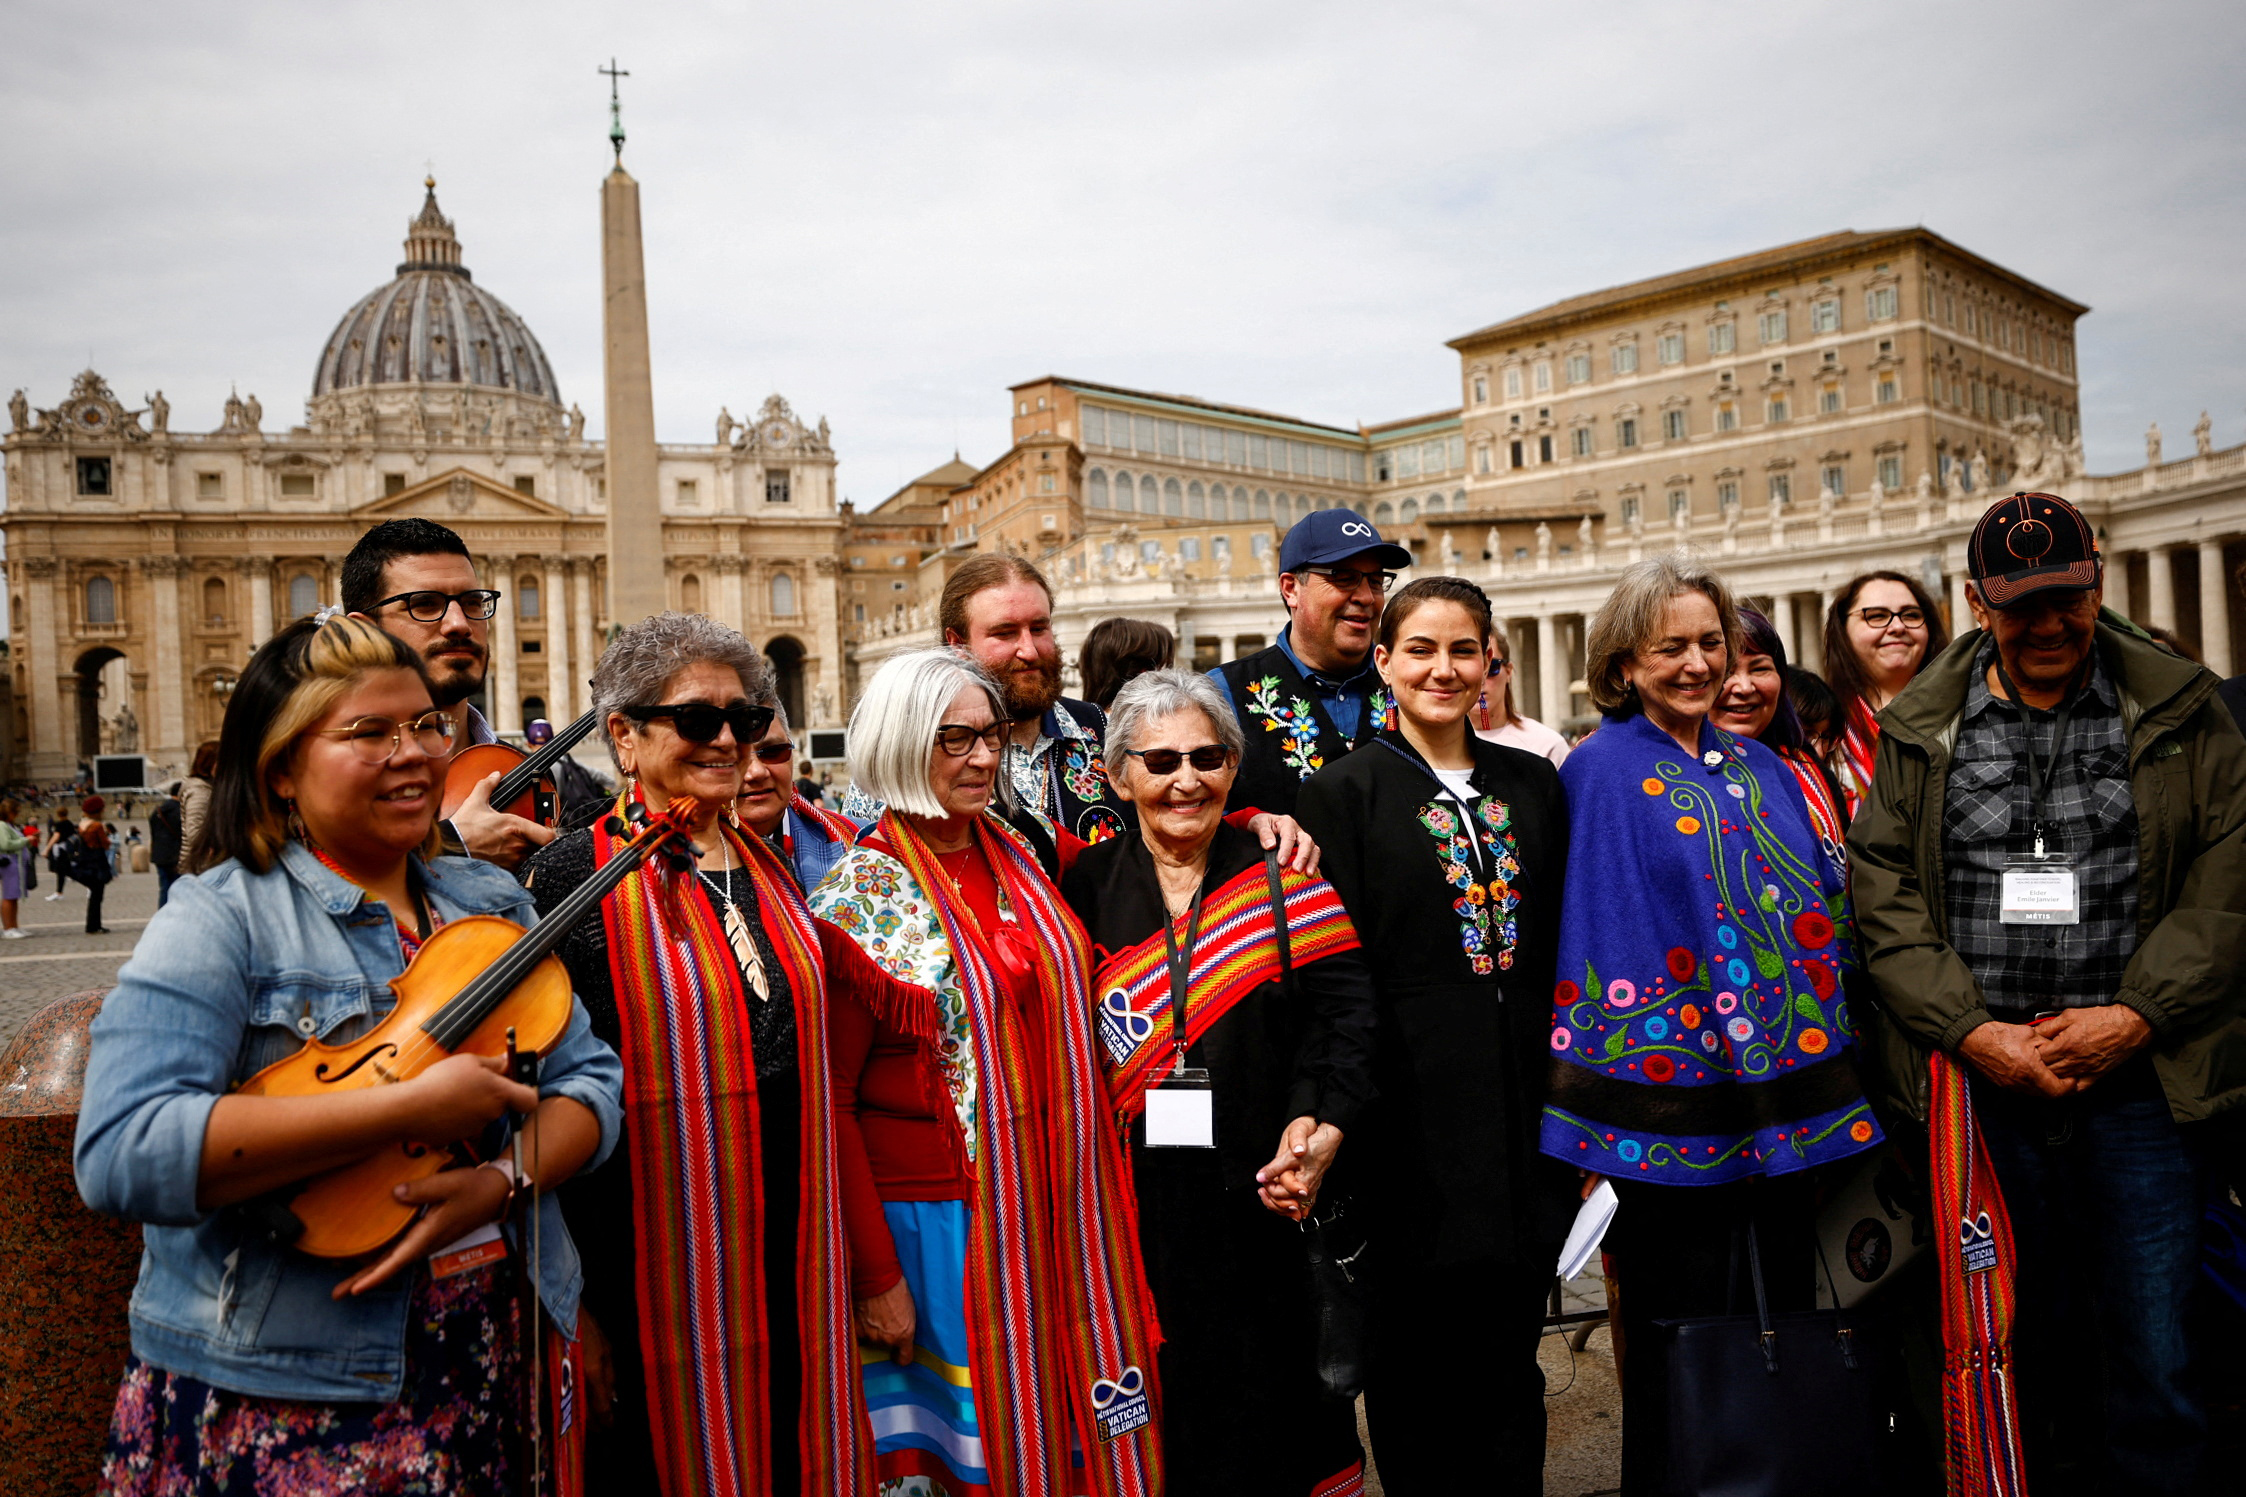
[1475,713,1571,767]
[1432,766,1480,803]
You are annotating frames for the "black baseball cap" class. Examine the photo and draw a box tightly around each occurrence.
[1967,492,2101,609]
[1278,508,1412,573]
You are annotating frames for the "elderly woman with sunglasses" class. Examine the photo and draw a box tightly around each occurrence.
[1058,668,1377,1496]
[811,647,1164,1497]
[519,612,925,1495]
[735,702,862,893]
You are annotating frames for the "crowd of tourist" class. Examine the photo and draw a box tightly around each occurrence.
[61,497,2244,1496]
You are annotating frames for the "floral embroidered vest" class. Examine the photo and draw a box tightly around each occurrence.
[1217,645,1387,819]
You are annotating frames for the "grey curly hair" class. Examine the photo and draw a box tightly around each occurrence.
[1102,668,1245,779]
[590,611,776,773]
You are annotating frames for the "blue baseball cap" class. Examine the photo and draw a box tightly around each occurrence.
[1278,509,1412,573]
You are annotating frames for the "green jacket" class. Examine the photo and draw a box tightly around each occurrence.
[1847,619,2246,1125]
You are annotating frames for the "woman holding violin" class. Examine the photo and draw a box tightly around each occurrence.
[521,611,911,1497]
[74,614,624,1494]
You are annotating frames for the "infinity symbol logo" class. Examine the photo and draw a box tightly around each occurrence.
[1092,1365,1145,1408]
[1959,1211,1993,1246]
[1103,990,1155,1044]
[1338,521,1373,538]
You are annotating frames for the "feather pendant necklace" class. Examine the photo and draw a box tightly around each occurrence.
[701,836,769,1002]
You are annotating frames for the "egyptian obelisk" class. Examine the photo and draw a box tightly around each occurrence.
[599,61,666,628]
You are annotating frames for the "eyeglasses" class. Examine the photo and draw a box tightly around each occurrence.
[751,741,795,765]
[1299,564,1396,595]
[314,711,457,765]
[372,589,503,623]
[1851,606,1927,631]
[934,722,1008,757]
[623,701,776,744]
[1492,658,1513,671]
[1124,745,1235,775]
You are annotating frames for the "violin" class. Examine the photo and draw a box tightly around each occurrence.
[439,706,601,827]
[236,796,703,1258]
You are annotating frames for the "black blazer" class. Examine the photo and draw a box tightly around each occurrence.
[1295,730,1576,1270]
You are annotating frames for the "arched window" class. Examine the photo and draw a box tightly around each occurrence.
[1374,500,1396,525]
[1164,478,1184,517]
[288,573,319,618]
[1253,489,1271,520]
[1211,484,1232,520]
[85,575,117,625]
[201,575,227,626]
[1140,475,1159,512]
[771,573,797,616]
[1398,498,1420,523]
[1424,492,1447,515]
[518,577,541,620]
[1186,480,1205,519]
[1113,470,1135,513]
[681,574,703,613]
[521,695,547,724]
[1088,469,1109,509]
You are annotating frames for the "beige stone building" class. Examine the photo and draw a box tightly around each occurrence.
[3,182,849,781]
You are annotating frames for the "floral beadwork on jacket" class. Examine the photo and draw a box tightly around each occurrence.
[1059,738,1109,806]
[1244,675,1328,779]
[1415,796,1522,976]
[809,843,982,1161]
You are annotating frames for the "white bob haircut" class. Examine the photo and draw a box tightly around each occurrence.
[846,647,1009,820]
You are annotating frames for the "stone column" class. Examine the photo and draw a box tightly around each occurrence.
[2200,540,2234,678]
[542,554,574,724]
[21,558,65,772]
[572,561,599,719]
[811,555,842,725]
[1951,572,1974,639]
[1810,589,1837,671]
[486,553,521,735]
[1773,594,1800,666]
[2146,546,2177,632]
[247,562,274,646]
[1536,613,1564,726]
[141,556,189,761]
[715,555,747,631]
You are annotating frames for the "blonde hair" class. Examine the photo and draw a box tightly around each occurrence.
[1583,554,1743,716]
[195,614,442,873]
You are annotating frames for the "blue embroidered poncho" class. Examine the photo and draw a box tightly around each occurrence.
[1537,711,1883,1186]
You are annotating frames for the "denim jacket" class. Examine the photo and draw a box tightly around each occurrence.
[73,843,624,1402]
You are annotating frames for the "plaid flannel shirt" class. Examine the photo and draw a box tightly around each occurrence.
[1941,639,2139,1013]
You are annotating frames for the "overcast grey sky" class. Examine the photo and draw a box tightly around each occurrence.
[3,0,2241,504]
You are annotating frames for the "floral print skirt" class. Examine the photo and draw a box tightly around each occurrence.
[99,1265,523,1496]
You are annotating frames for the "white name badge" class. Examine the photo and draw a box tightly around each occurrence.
[1144,1069,1215,1149]
[2000,860,2079,925]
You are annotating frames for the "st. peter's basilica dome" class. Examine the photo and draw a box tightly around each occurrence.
[311,180,561,405]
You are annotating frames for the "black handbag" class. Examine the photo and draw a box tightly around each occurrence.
[1648,1224,1892,1497]
[1265,849,1370,1399]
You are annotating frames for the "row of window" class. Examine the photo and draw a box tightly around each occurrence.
[1927,286,2073,372]
[1611,453,1917,529]
[1080,405,1370,483]
[1373,435,1466,481]
[1491,378,1906,470]
[1471,289,1904,406]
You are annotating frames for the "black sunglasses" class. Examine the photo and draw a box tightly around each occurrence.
[1124,745,1235,776]
[750,741,795,764]
[373,589,502,623]
[623,701,775,744]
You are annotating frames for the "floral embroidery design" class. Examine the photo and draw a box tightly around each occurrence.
[1368,687,1395,734]
[810,845,982,1160]
[1059,738,1109,804]
[1416,797,1521,976]
[1244,675,1327,779]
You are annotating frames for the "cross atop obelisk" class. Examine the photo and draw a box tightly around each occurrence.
[599,60,665,629]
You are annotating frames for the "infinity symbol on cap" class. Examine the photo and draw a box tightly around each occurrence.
[1092,1365,1145,1407]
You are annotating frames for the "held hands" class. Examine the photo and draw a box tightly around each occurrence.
[1247,813,1321,875]
[855,1278,918,1366]
[1255,1115,1343,1220]
[451,770,554,871]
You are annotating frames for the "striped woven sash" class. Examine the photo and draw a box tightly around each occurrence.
[1092,861,1360,1118]
[878,811,1164,1497]
[1929,1050,2030,1497]
[597,806,870,1497]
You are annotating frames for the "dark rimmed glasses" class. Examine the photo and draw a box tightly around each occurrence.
[934,722,1008,757]
[1299,564,1396,595]
[1124,745,1235,776]
[1851,605,1927,631]
[314,711,457,765]
[623,701,776,744]
[372,589,503,623]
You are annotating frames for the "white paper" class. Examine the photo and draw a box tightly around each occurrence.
[1556,1180,1618,1281]
[2001,865,2079,924]
[1143,1087,1215,1148]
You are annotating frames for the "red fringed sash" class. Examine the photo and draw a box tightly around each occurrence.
[1838,697,1881,820]
[878,811,1164,1497]
[1092,862,1360,1119]
[791,791,861,845]
[1928,1050,2029,1497]
[596,804,872,1497]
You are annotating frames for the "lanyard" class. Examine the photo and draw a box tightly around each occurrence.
[1989,655,2090,857]
[1160,887,1207,1069]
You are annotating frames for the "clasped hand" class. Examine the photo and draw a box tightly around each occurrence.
[1255,1116,1343,1220]
[1960,1006,2154,1099]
